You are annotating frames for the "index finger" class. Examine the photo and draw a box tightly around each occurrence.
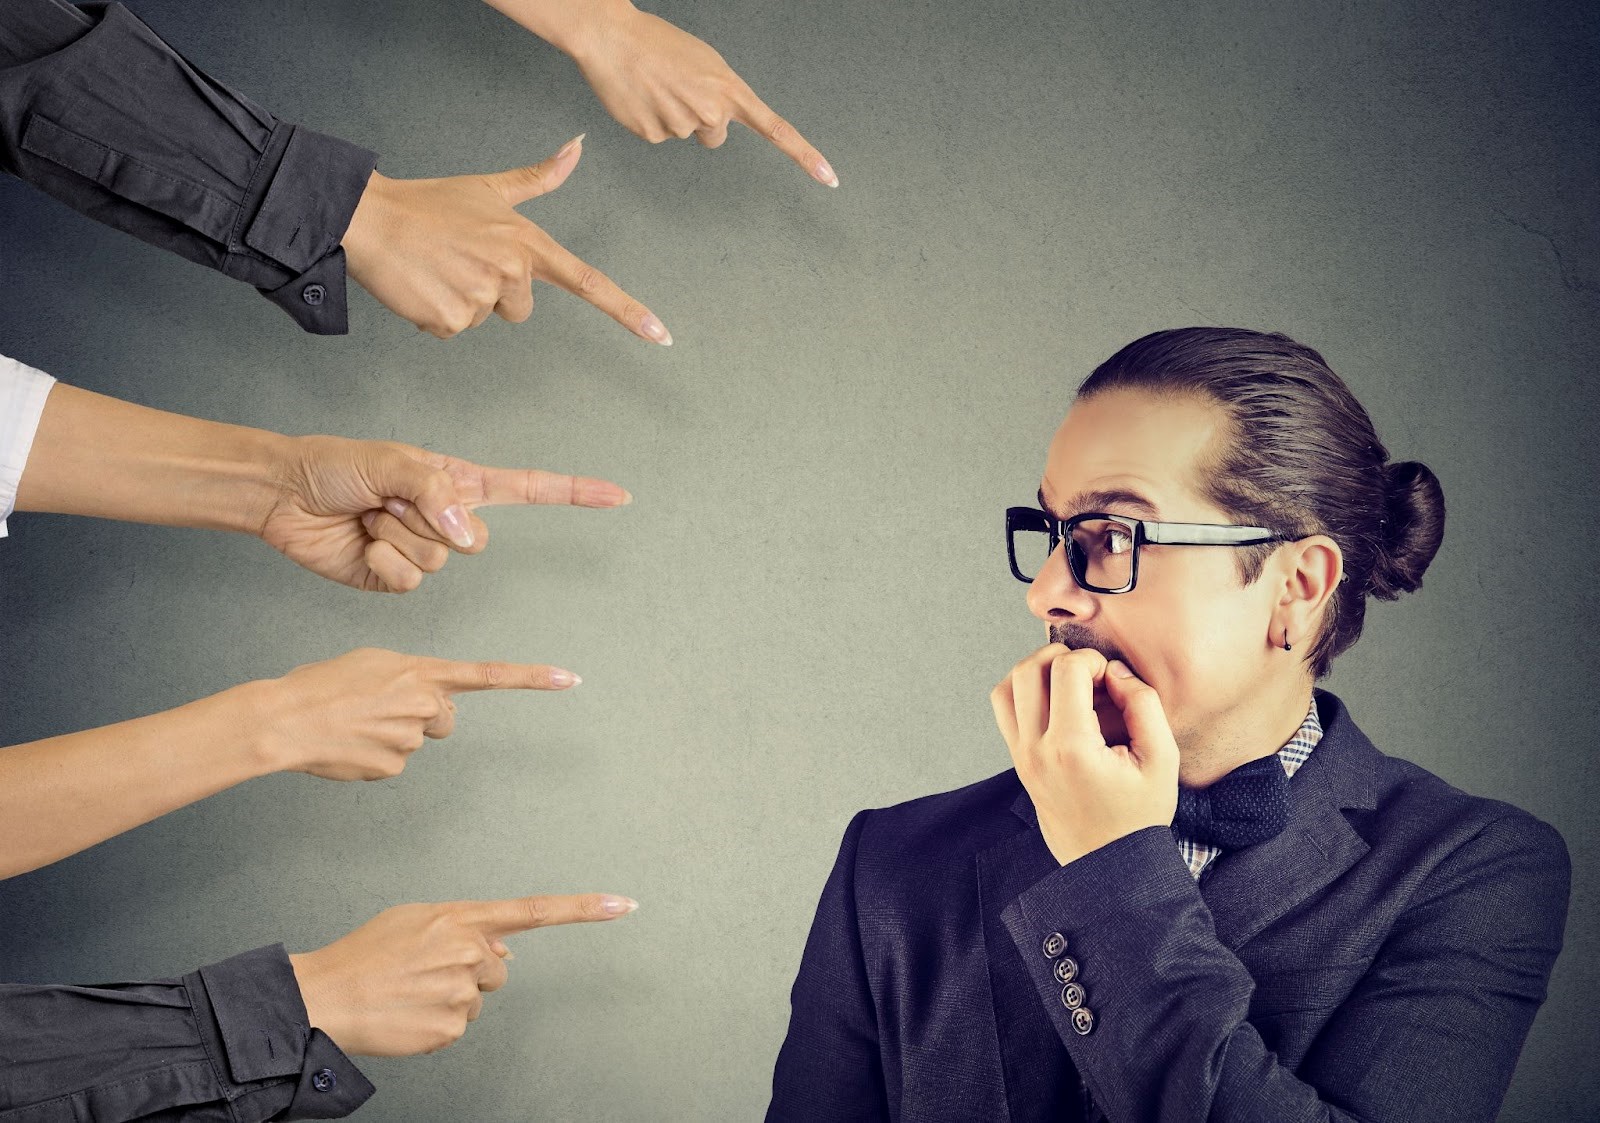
[526,229,672,346]
[1047,648,1110,746]
[730,82,837,187]
[473,466,632,510]
[455,893,639,938]
[418,657,580,694]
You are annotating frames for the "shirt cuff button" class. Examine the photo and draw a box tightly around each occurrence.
[311,1068,338,1093]
[302,283,328,306]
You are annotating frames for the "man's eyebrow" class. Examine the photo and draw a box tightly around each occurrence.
[1038,485,1161,520]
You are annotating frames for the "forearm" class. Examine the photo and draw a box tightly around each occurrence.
[0,945,373,1120]
[0,2,376,333]
[0,681,279,879]
[478,0,636,60]
[15,383,289,534]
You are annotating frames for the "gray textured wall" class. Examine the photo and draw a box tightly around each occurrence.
[1,0,1595,1118]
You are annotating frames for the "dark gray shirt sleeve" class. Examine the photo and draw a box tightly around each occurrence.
[0,943,375,1120]
[0,0,377,334]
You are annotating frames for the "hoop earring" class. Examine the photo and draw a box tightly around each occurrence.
[1282,629,1293,653]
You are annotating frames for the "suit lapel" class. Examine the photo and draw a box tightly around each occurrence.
[1201,690,1381,949]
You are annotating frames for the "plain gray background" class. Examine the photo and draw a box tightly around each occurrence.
[1,0,1595,1118]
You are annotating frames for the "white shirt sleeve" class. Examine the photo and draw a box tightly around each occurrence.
[0,354,59,539]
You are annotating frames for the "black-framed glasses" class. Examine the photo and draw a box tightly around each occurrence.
[1005,506,1288,593]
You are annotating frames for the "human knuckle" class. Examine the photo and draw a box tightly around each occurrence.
[572,265,604,296]
[766,117,794,144]
[422,544,449,572]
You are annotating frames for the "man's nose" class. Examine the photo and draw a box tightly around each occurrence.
[1027,540,1098,624]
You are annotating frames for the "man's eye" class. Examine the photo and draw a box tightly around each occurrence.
[1106,529,1132,554]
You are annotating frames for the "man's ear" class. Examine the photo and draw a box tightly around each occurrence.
[1273,535,1342,650]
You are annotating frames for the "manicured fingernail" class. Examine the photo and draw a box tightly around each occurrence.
[1108,659,1133,678]
[383,497,408,520]
[548,668,581,688]
[619,488,634,505]
[601,895,639,915]
[557,133,586,159]
[814,158,838,187]
[360,509,378,529]
[640,314,672,346]
[438,504,474,548]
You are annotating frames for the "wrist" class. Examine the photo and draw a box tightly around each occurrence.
[487,0,636,63]
[340,170,392,283]
[223,678,297,777]
[289,950,355,1050]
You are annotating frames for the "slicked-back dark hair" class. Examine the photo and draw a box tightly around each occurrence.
[1077,327,1445,678]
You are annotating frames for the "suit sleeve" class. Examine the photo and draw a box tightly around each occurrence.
[0,0,376,334]
[0,943,375,1121]
[767,809,891,1122]
[1000,816,1570,1123]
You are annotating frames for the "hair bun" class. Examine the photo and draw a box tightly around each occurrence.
[1369,461,1446,598]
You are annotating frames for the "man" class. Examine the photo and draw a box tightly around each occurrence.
[767,327,1570,1122]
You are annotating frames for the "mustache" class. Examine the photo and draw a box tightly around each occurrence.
[1048,623,1130,669]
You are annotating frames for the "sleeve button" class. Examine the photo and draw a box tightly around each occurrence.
[302,283,327,306]
[311,1068,338,1092]
[1052,955,1079,984]
[1060,982,1086,1010]
[1042,932,1067,958]
[1071,1006,1095,1035]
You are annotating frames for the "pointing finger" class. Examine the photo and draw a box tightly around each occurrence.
[420,658,581,694]
[474,466,633,509]
[527,227,672,346]
[730,83,836,187]
[457,893,639,938]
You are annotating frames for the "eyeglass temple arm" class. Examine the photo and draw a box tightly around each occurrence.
[1141,521,1278,545]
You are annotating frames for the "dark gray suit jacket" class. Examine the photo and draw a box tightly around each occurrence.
[768,690,1570,1122]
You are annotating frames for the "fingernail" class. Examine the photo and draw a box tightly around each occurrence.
[438,504,474,548]
[557,132,586,159]
[360,509,378,529]
[548,668,581,688]
[640,314,672,346]
[601,895,639,915]
[383,497,408,520]
[814,158,839,187]
[1108,659,1133,678]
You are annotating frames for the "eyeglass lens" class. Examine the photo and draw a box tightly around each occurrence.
[1010,516,1136,588]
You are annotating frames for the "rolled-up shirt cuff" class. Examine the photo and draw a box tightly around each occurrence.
[0,353,57,539]
[191,944,375,1120]
[241,122,376,335]
[1,3,377,336]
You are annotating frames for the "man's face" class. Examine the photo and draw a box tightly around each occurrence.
[1029,388,1281,744]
